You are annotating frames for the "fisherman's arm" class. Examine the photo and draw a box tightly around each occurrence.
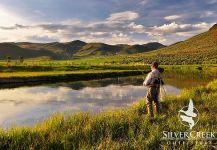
[143,73,152,86]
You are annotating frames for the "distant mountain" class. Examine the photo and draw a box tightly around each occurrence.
[0,40,165,60]
[0,43,58,60]
[73,42,165,56]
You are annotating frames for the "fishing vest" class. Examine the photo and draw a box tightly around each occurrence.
[149,70,161,87]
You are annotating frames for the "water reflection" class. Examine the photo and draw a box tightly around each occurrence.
[0,85,147,127]
[0,73,214,127]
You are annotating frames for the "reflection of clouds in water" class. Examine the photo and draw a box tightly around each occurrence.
[80,85,146,101]
[0,83,180,127]
[0,85,146,104]
[0,87,68,104]
[0,85,147,127]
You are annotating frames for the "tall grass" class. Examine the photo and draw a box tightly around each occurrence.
[0,79,217,149]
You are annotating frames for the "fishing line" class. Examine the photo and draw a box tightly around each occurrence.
[159,79,167,101]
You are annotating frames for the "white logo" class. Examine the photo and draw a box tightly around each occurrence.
[178,99,199,129]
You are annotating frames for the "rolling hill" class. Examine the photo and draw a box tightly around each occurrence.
[0,43,59,60]
[110,24,217,65]
[72,42,164,56]
[0,41,165,60]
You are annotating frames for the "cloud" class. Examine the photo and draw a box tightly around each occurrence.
[146,22,214,44]
[128,22,145,33]
[0,0,216,45]
[148,22,213,36]
[0,25,59,42]
[0,10,148,44]
[0,0,216,46]
[164,15,183,21]
[106,11,139,22]
[200,11,215,17]
[26,35,59,43]
[0,20,214,45]
[0,24,28,30]
[0,8,29,26]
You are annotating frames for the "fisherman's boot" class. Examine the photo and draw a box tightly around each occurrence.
[146,100,154,118]
[154,100,160,115]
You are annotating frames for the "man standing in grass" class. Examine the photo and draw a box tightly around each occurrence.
[143,62,163,118]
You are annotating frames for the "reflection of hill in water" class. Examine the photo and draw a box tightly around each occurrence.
[0,76,143,90]
[162,71,216,89]
[61,71,216,90]
[0,71,215,90]
[55,76,144,90]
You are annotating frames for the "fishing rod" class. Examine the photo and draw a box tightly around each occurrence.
[158,66,167,101]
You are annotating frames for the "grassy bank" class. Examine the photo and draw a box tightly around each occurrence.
[0,60,216,77]
[0,79,216,149]
[0,70,146,84]
[0,60,150,81]
[0,60,150,83]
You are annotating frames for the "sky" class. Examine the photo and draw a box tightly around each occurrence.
[0,0,216,45]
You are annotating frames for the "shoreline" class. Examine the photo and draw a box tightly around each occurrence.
[0,70,147,88]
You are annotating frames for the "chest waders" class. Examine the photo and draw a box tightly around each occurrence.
[146,80,161,118]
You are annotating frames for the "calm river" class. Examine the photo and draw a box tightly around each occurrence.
[0,71,215,127]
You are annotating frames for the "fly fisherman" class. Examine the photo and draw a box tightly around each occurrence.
[143,62,164,118]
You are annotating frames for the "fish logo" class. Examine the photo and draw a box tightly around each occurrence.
[178,99,199,129]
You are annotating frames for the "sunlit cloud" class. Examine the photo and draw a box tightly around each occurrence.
[145,22,215,43]
[0,7,27,26]
[106,11,139,22]
[0,10,148,44]
[164,15,183,21]
[149,22,213,35]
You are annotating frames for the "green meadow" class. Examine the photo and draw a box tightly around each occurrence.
[0,59,216,78]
